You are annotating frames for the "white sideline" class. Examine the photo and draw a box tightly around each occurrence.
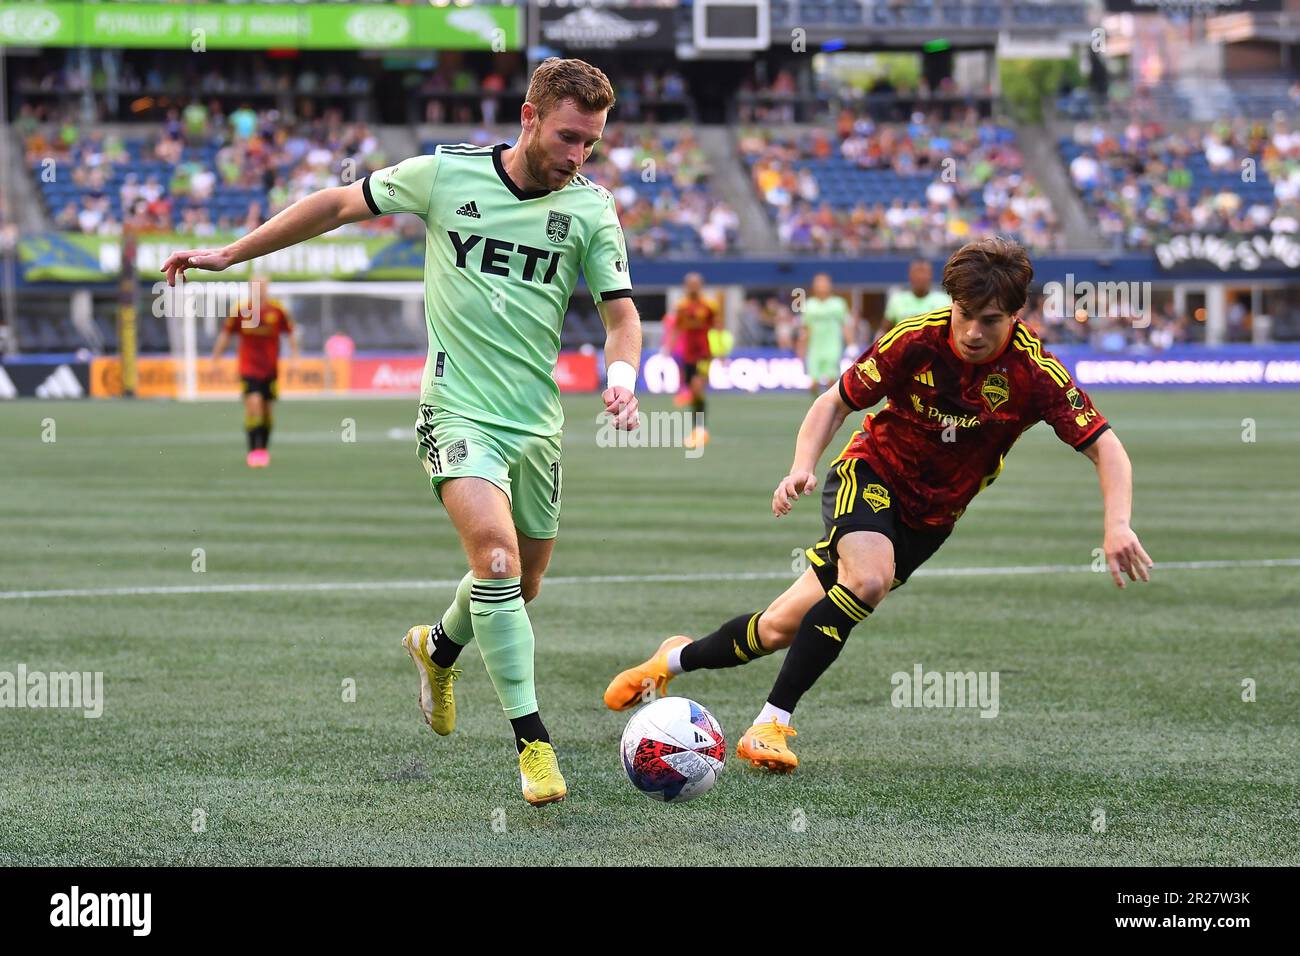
[2,558,1298,601]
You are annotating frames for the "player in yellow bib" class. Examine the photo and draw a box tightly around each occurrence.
[161,59,642,806]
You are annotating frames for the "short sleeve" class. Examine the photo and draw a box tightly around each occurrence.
[582,192,632,303]
[837,320,919,410]
[1031,347,1110,451]
[363,153,439,217]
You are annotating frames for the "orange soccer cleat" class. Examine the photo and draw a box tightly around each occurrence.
[602,635,693,711]
[736,718,799,773]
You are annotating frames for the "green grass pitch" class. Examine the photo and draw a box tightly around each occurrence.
[1,390,1297,866]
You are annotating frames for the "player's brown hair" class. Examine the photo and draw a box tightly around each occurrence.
[526,57,615,120]
[942,236,1034,315]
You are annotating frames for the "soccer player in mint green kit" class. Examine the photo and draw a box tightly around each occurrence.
[882,257,951,334]
[800,273,854,399]
[161,58,642,806]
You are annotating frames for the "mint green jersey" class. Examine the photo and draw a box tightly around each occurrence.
[802,295,850,355]
[363,143,632,436]
[883,288,951,327]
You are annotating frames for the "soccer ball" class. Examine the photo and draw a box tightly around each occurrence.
[620,696,725,803]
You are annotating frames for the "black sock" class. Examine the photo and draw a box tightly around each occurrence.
[767,584,873,713]
[428,621,464,668]
[510,712,550,753]
[262,424,272,450]
[246,427,257,452]
[691,397,705,426]
[680,612,769,671]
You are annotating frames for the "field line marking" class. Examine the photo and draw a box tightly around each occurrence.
[3,557,1298,601]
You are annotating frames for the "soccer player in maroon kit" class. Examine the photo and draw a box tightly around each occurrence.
[662,272,721,448]
[605,237,1154,771]
[210,275,299,468]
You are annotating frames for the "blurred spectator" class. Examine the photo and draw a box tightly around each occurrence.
[742,109,1057,253]
[1064,117,1296,249]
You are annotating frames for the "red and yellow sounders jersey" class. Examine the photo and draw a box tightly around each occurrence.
[223,299,293,380]
[674,296,717,362]
[836,307,1109,531]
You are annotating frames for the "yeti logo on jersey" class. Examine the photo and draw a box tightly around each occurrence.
[446,231,564,284]
[981,373,1009,412]
[863,483,891,513]
[447,439,468,466]
[546,211,571,243]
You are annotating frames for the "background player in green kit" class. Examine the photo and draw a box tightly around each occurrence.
[882,258,952,333]
[799,273,854,399]
[161,58,642,806]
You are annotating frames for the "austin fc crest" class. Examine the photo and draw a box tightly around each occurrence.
[981,373,1009,412]
[546,211,571,243]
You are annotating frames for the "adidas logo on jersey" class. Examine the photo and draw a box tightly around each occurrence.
[455,201,481,219]
[36,365,85,399]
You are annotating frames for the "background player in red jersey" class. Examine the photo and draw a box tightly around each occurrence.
[210,274,300,468]
[606,237,1154,771]
[661,272,721,448]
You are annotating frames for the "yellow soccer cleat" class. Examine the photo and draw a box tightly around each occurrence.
[401,625,461,736]
[736,718,799,773]
[519,739,567,805]
[603,635,693,712]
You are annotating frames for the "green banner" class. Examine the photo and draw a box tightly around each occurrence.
[20,232,426,282]
[0,2,518,50]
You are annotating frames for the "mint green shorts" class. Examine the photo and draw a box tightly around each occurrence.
[415,404,562,539]
[805,348,843,384]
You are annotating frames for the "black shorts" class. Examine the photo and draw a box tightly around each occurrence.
[806,456,950,593]
[679,359,709,383]
[241,376,278,400]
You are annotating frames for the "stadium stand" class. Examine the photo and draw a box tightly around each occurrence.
[1060,118,1299,250]
[741,112,1059,253]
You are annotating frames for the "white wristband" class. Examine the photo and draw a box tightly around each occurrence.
[606,360,636,393]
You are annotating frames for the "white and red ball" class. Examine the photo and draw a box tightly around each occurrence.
[621,696,725,802]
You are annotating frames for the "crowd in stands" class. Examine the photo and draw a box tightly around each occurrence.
[430,123,738,257]
[15,58,373,107]
[21,103,404,238]
[1064,118,1300,250]
[579,126,738,256]
[1024,298,1205,348]
[735,69,801,125]
[741,108,1059,254]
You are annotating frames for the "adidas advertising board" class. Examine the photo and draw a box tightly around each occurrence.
[0,362,90,399]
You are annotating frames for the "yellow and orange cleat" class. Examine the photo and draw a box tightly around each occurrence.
[602,635,693,711]
[736,718,799,773]
[683,426,710,450]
